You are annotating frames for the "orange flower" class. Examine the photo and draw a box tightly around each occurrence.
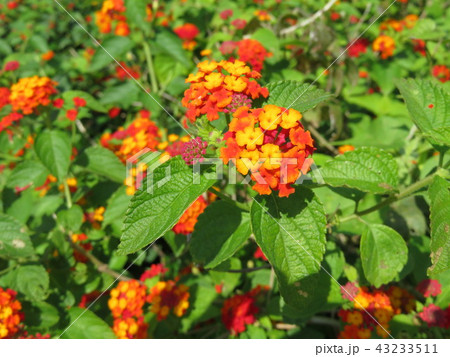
[173,196,207,235]
[113,317,147,339]
[372,35,395,59]
[9,76,57,114]
[147,280,190,320]
[41,50,54,61]
[108,280,147,319]
[254,9,270,21]
[236,39,272,72]
[220,105,315,197]
[95,0,128,35]
[338,145,355,154]
[182,60,268,122]
[0,287,23,339]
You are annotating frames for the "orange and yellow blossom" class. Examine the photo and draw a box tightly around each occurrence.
[0,287,23,339]
[9,76,57,114]
[182,60,269,122]
[147,280,190,321]
[372,35,395,59]
[220,104,315,198]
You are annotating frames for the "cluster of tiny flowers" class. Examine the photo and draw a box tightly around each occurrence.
[71,233,92,263]
[220,104,315,197]
[9,76,57,114]
[101,110,161,163]
[223,93,252,114]
[147,280,190,321]
[95,0,129,36]
[173,23,199,50]
[108,280,148,339]
[172,196,207,235]
[221,286,266,335]
[338,284,415,339]
[140,264,168,282]
[0,287,23,339]
[181,137,208,165]
[432,65,450,83]
[372,35,396,59]
[182,60,268,122]
[220,39,271,72]
[379,14,418,32]
[415,279,450,329]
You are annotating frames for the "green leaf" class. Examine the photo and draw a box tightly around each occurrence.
[62,90,107,113]
[6,161,49,189]
[76,146,125,183]
[155,30,189,66]
[427,175,450,276]
[396,79,450,148]
[320,147,399,194]
[89,36,133,72]
[99,81,140,107]
[125,0,148,31]
[10,265,49,301]
[62,307,116,339]
[409,19,444,40]
[103,186,131,226]
[251,188,327,308]
[360,224,408,287]
[35,130,72,181]
[0,214,35,259]
[190,201,251,269]
[119,156,216,255]
[24,301,59,328]
[57,205,84,232]
[264,80,332,112]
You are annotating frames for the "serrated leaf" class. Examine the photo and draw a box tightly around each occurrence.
[190,201,251,269]
[89,36,133,72]
[62,90,107,113]
[62,307,116,339]
[320,147,399,194]
[57,205,84,232]
[0,214,35,259]
[119,156,216,255]
[35,130,72,181]
[427,176,450,276]
[264,80,332,112]
[6,161,49,189]
[396,79,450,148]
[76,146,125,183]
[251,188,327,308]
[360,224,408,287]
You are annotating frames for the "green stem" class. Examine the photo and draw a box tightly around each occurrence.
[0,153,22,162]
[340,173,438,223]
[208,187,250,212]
[63,180,73,209]
[438,151,445,168]
[143,42,159,93]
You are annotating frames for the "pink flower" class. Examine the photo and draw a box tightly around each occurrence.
[417,279,442,298]
[231,19,247,29]
[4,61,19,71]
[181,137,208,165]
[220,9,233,20]
[341,282,360,301]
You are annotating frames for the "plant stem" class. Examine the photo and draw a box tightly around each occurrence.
[340,173,438,223]
[143,42,158,93]
[208,187,250,211]
[63,180,73,209]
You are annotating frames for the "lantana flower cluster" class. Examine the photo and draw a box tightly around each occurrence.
[339,283,415,339]
[0,287,23,339]
[9,76,57,115]
[182,60,269,122]
[108,280,148,339]
[147,280,190,321]
[219,39,272,72]
[220,104,315,197]
[221,286,266,335]
[95,0,129,36]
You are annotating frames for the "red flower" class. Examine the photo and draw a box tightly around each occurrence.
[66,109,78,121]
[174,23,199,40]
[222,290,260,335]
[330,12,340,21]
[432,65,450,83]
[73,97,86,107]
[53,98,64,108]
[412,39,426,56]
[254,246,268,261]
[418,304,450,328]
[231,19,247,29]
[417,279,442,298]
[0,112,23,133]
[348,38,369,58]
[140,264,168,281]
[220,9,233,20]
[108,107,121,118]
[7,1,18,10]
[4,61,19,71]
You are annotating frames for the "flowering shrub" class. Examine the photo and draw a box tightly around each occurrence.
[0,0,449,341]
